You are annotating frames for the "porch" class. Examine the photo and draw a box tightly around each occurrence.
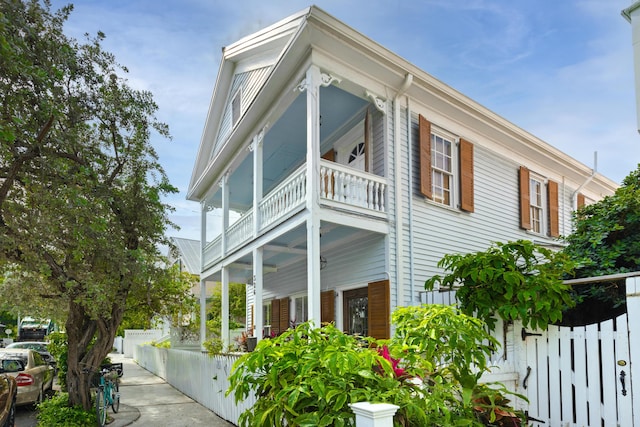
[202,159,388,271]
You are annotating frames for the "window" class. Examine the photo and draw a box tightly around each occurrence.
[419,115,474,212]
[263,302,272,338]
[341,281,389,340]
[529,176,544,234]
[431,133,454,205]
[519,166,559,237]
[293,295,308,326]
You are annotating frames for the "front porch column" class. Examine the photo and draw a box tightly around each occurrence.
[253,247,263,342]
[199,201,207,351]
[305,65,322,327]
[221,266,230,350]
[252,131,264,237]
[220,173,229,256]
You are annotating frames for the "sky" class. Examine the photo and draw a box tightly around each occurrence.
[50,0,640,243]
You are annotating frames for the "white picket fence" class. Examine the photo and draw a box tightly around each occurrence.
[134,345,255,425]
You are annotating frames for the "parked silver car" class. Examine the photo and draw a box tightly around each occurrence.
[0,349,54,406]
[6,341,56,373]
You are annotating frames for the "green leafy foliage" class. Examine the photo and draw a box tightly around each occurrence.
[0,0,191,410]
[564,165,640,278]
[37,392,96,426]
[425,240,575,330]
[227,306,525,427]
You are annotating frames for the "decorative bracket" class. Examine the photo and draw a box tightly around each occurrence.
[365,90,387,114]
[320,72,341,87]
[295,72,341,93]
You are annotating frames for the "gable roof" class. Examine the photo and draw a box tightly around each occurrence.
[169,237,200,274]
[188,5,618,202]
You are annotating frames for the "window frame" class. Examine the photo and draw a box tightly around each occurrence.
[529,173,546,235]
[430,127,458,208]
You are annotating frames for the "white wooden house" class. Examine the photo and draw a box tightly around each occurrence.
[187,6,617,349]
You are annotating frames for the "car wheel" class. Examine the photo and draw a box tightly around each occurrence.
[31,387,43,409]
[3,396,15,427]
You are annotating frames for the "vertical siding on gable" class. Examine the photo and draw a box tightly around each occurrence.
[211,66,272,159]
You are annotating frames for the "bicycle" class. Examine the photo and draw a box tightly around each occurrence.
[85,362,123,427]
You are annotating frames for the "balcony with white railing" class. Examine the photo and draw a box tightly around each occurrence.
[202,161,388,269]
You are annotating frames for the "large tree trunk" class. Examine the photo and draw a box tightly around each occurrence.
[65,300,125,410]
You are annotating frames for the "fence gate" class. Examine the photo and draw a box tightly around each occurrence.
[520,313,632,426]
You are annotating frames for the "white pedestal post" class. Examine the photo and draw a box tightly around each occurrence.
[349,402,399,427]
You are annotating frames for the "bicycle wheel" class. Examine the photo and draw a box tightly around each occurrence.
[111,380,120,413]
[95,387,107,427]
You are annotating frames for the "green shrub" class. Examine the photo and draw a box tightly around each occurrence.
[227,307,525,427]
[203,337,224,355]
[37,392,96,426]
[46,332,68,390]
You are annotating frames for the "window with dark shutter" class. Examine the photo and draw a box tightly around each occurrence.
[368,280,390,340]
[271,299,280,336]
[577,193,585,209]
[419,115,432,198]
[519,166,531,230]
[279,297,290,333]
[460,139,474,212]
[321,290,335,325]
[547,180,559,237]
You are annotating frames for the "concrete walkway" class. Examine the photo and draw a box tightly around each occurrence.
[107,353,234,427]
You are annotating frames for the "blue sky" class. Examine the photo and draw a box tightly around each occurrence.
[51,0,639,241]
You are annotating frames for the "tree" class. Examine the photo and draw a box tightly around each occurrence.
[559,164,640,320]
[0,0,190,409]
[206,282,246,336]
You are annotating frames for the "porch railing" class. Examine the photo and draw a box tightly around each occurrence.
[320,160,386,213]
[259,165,307,230]
[203,161,388,269]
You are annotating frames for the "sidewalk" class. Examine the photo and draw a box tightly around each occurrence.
[107,353,234,427]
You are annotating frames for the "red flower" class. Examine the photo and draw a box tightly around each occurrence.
[378,345,406,378]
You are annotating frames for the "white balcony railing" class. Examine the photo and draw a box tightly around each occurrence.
[320,160,386,213]
[259,165,307,230]
[227,209,254,253]
[203,161,387,269]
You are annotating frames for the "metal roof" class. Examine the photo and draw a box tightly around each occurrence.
[169,237,200,274]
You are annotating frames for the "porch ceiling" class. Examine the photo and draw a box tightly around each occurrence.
[210,220,371,283]
[209,84,368,211]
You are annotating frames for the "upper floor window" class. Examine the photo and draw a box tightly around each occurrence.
[419,114,474,212]
[519,166,559,237]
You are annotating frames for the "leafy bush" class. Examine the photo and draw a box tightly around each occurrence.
[425,240,575,330]
[47,332,69,390]
[37,392,96,426]
[227,306,524,426]
[203,337,224,355]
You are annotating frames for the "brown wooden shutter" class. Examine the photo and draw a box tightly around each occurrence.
[547,180,560,237]
[459,139,474,212]
[321,149,335,161]
[279,297,290,332]
[419,115,432,198]
[577,193,585,209]
[271,299,280,336]
[519,166,531,230]
[368,280,390,340]
[321,290,335,325]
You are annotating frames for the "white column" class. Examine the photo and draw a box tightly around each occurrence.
[199,279,207,351]
[199,201,207,351]
[305,65,322,327]
[221,266,230,350]
[252,132,264,237]
[349,402,399,427]
[253,248,263,342]
[626,276,640,426]
[220,174,229,256]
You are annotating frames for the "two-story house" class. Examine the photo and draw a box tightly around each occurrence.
[187,6,617,349]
